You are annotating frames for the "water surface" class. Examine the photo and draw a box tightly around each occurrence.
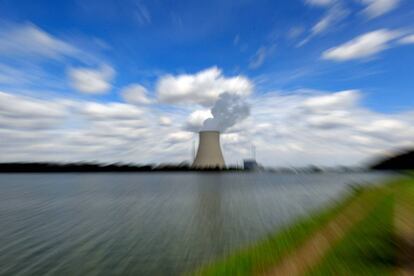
[0,172,390,275]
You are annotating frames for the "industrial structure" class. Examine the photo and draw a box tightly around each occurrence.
[243,159,259,170]
[192,131,226,168]
[243,144,259,170]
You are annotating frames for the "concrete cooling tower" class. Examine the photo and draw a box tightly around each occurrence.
[192,131,226,169]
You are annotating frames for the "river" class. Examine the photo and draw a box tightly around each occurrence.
[0,172,390,275]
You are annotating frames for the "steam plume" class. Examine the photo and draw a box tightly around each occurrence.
[202,92,250,132]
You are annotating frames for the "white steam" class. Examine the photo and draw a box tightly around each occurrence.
[202,92,250,132]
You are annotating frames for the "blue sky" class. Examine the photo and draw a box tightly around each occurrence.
[0,0,413,166]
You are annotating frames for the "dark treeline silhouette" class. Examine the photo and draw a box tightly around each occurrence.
[371,149,414,170]
[0,162,244,173]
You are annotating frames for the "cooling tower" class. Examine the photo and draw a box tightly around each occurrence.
[192,131,226,169]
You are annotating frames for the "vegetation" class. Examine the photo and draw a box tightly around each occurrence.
[194,176,414,276]
[371,148,414,170]
[194,185,384,275]
[307,194,396,275]
[0,162,244,173]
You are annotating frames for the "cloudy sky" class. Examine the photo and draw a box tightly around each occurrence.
[0,0,414,166]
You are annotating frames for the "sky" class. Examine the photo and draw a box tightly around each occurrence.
[0,0,414,167]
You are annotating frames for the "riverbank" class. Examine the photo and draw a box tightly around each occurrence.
[194,175,414,275]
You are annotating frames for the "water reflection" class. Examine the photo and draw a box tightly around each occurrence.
[0,172,390,275]
[194,174,225,258]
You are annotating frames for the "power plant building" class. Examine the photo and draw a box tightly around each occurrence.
[243,159,259,170]
[192,131,226,168]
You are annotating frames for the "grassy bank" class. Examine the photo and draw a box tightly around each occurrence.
[307,193,396,275]
[193,176,414,275]
[194,182,391,275]
[307,177,414,275]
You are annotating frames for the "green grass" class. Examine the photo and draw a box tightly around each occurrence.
[306,194,396,276]
[193,185,387,276]
[406,177,414,201]
[306,176,414,276]
[395,176,414,204]
[193,177,414,276]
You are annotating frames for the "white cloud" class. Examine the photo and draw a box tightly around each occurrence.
[305,0,334,6]
[360,0,400,19]
[0,91,67,130]
[0,91,190,163]
[184,109,212,132]
[302,90,360,110]
[167,131,193,144]
[1,89,413,166]
[245,90,414,166]
[322,29,401,61]
[121,84,152,105]
[156,67,253,106]
[68,65,115,94]
[249,47,268,69]
[287,27,305,40]
[249,44,276,70]
[79,102,144,120]
[0,22,107,93]
[311,5,348,35]
[298,3,348,46]
[399,34,414,44]
[159,116,173,126]
[0,23,79,59]
[0,64,36,85]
